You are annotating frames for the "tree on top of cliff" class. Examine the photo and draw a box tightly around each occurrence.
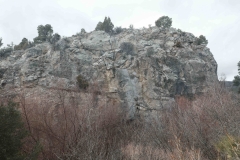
[33,24,53,44]
[0,38,14,57]
[14,38,35,51]
[195,35,208,45]
[50,33,61,44]
[0,38,3,48]
[155,16,172,29]
[95,17,114,33]
[15,38,28,50]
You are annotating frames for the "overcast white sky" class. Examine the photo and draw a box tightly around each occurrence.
[0,0,240,80]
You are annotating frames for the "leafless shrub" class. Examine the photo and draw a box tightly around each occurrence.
[1,81,239,160]
[15,81,141,160]
[146,83,240,159]
[122,141,205,160]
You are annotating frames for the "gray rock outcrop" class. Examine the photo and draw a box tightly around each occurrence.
[0,27,218,118]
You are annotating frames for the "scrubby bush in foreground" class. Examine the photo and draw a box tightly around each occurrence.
[15,83,139,159]
[215,135,240,159]
[1,81,239,159]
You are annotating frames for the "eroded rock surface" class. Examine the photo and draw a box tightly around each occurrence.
[0,27,218,118]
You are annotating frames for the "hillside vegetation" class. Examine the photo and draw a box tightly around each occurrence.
[0,82,239,160]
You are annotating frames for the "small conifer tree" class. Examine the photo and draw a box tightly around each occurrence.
[155,16,172,29]
[0,102,27,159]
[0,38,3,48]
[95,17,114,33]
[195,35,208,45]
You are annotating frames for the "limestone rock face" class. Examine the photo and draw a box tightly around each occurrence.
[0,27,218,118]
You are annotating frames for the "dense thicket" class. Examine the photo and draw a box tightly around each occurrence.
[0,81,239,160]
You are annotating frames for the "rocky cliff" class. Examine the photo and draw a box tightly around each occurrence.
[0,27,218,118]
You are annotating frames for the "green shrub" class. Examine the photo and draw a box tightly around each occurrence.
[0,38,13,57]
[50,33,61,45]
[146,47,154,57]
[14,38,28,50]
[114,27,123,34]
[195,35,208,45]
[129,24,134,30]
[155,16,172,29]
[0,47,13,57]
[95,17,114,33]
[233,75,240,87]
[14,38,35,50]
[215,135,240,159]
[76,75,89,90]
[177,29,186,36]
[81,28,86,34]
[174,42,183,48]
[120,42,134,55]
[233,61,240,93]
[0,102,27,160]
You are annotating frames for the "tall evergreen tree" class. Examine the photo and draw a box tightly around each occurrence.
[95,17,114,33]
[95,22,103,31]
[233,61,240,93]
[0,38,3,48]
[0,102,27,160]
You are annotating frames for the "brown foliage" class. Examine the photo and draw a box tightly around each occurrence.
[1,82,240,159]
[147,83,240,159]
[16,83,138,159]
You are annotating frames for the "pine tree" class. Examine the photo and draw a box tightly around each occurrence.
[0,102,27,160]
[233,61,240,93]
[155,16,172,29]
[0,38,3,48]
[95,17,114,33]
